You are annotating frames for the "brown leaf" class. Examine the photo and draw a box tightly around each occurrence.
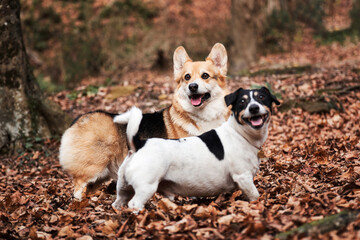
[29,226,38,240]
[58,225,76,238]
[164,215,197,233]
[69,199,89,211]
[182,204,198,212]
[282,143,292,153]
[193,205,217,219]
[344,151,359,160]
[146,221,165,231]
[76,236,93,240]
[32,151,40,160]
[49,215,58,224]
[217,214,236,225]
[101,220,119,236]
[157,198,178,213]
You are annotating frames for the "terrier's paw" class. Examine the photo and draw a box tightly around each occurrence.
[112,199,125,210]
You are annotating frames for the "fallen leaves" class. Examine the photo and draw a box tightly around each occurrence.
[2,37,360,240]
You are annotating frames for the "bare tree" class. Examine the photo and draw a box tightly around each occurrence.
[229,0,266,73]
[0,0,71,152]
[229,0,291,73]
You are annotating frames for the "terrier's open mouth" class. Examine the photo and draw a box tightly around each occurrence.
[243,113,269,129]
[189,92,211,107]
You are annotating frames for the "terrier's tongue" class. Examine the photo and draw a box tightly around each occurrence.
[191,97,202,106]
[251,118,263,126]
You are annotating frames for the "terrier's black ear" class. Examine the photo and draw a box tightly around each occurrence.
[260,87,280,105]
[225,88,243,107]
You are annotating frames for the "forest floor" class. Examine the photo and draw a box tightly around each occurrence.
[1,33,360,239]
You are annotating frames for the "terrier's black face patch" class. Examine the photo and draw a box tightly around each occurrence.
[224,87,280,128]
[225,87,279,113]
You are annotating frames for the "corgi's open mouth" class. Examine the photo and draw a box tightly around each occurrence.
[243,113,269,129]
[189,93,211,107]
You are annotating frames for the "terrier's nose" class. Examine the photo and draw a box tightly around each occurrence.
[189,83,198,92]
[249,104,260,114]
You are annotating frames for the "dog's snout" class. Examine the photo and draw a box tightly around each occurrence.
[189,83,198,92]
[249,104,260,114]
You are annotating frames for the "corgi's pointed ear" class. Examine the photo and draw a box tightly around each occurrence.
[206,43,228,75]
[173,46,192,80]
[225,88,243,107]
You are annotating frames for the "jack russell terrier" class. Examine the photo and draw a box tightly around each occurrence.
[112,87,280,211]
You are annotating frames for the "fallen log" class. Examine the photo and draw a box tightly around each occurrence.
[278,96,343,113]
[275,210,360,239]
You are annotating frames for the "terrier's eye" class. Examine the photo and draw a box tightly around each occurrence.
[201,73,209,79]
[259,95,265,100]
[240,99,246,104]
[184,74,191,80]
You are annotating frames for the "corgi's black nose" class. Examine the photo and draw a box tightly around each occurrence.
[249,104,259,114]
[189,83,198,92]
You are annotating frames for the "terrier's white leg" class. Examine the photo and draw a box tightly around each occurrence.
[128,183,158,211]
[112,154,133,209]
[112,178,133,209]
[232,171,259,201]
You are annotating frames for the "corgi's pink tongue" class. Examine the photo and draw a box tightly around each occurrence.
[251,118,263,126]
[191,97,202,106]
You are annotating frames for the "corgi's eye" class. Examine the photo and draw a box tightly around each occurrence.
[240,99,246,104]
[259,95,265,100]
[184,74,191,81]
[201,73,209,79]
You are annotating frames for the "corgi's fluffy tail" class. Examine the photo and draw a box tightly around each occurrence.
[113,107,143,151]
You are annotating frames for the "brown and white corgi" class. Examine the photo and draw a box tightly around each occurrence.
[59,43,230,200]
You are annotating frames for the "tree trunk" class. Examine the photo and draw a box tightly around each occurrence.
[0,0,71,153]
[229,0,296,74]
[229,0,272,73]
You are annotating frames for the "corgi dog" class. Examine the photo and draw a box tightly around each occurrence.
[112,87,280,211]
[59,43,230,200]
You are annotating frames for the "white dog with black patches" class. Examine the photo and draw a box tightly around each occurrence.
[112,87,280,211]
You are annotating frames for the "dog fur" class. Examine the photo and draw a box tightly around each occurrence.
[112,87,280,211]
[59,43,230,200]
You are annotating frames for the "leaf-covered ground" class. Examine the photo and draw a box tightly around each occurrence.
[1,37,360,239]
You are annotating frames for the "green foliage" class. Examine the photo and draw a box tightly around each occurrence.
[263,9,296,52]
[22,3,61,51]
[350,0,360,32]
[294,0,326,34]
[21,0,158,89]
[99,0,157,20]
[15,136,48,160]
[316,0,360,45]
[36,74,64,92]
[61,30,104,87]
[318,28,358,45]
[66,85,99,100]
[262,0,360,49]
[263,0,326,52]
[250,65,313,76]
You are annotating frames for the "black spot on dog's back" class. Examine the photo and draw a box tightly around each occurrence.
[198,130,224,160]
[133,110,167,151]
[133,134,147,151]
[138,110,167,139]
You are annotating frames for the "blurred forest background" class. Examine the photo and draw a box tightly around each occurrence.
[20,0,360,91]
[1,0,360,239]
